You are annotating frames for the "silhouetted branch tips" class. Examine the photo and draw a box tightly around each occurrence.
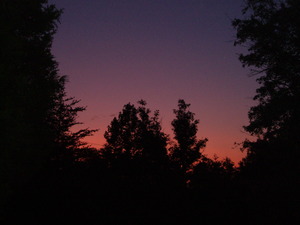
[0,0,97,210]
[233,0,300,179]
[169,99,207,176]
[101,100,168,165]
[232,1,300,223]
[3,0,299,223]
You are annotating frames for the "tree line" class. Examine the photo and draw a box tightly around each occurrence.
[1,0,299,224]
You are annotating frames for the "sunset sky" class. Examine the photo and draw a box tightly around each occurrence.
[49,0,258,163]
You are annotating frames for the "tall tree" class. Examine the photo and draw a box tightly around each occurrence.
[169,99,207,173]
[0,0,94,204]
[233,0,300,176]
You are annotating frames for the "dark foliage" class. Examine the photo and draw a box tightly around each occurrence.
[233,0,300,139]
[101,100,168,164]
[3,0,300,224]
[0,0,95,214]
[233,0,300,223]
[233,0,300,179]
[169,99,208,175]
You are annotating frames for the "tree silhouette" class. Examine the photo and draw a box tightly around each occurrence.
[169,99,207,174]
[0,0,95,207]
[102,100,168,164]
[233,1,300,223]
[233,0,300,140]
[190,155,235,190]
[99,101,176,223]
[102,103,139,161]
[233,0,300,177]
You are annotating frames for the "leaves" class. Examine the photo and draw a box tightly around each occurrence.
[102,100,168,162]
[233,0,300,140]
[170,99,207,173]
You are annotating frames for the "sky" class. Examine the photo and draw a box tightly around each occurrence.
[49,0,258,163]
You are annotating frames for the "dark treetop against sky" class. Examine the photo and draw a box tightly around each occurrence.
[49,0,257,163]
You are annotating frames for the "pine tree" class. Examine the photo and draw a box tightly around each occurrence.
[0,0,94,204]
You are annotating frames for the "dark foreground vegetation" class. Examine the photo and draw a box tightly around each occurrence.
[1,0,300,224]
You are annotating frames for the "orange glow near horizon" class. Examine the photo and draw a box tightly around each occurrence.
[73,98,251,164]
[51,0,257,164]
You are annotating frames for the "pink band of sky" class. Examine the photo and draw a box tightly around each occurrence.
[50,0,258,163]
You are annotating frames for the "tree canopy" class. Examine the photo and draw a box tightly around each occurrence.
[170,99,207,173]
[233,0,300,140]
[233,0,300,176]
[3,0,299,224]
[0,0,95,204]
[101,100,168,164]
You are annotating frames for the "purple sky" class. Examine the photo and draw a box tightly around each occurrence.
[49,0,258,163]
